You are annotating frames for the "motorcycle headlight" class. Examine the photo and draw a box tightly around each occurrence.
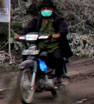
[26,34,38,41]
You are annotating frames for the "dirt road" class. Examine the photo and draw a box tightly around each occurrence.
[0,58,94,104]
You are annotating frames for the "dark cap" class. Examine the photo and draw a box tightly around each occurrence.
[39,0,56,9]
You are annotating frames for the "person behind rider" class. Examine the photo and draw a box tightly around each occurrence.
[14,0,73,83]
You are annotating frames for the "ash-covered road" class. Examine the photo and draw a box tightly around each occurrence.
[0,58,94,104]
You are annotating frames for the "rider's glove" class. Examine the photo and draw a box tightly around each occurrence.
[52,34,60,39]
[14,34,20,40]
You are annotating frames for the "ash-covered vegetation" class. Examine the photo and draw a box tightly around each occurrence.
[11,0,94,34]
[0,0,94,58]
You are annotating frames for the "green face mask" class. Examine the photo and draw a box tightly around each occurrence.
[41,10,52,17]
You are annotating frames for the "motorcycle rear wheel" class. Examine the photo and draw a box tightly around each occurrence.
[17,68,36,104]
[50,88,57,97]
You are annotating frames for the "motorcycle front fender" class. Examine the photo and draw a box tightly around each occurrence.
[19,60,34,69]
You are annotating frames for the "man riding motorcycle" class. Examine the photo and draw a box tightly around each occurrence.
[14,0,73,83]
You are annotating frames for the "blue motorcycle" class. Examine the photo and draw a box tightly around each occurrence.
[17,33,67,104]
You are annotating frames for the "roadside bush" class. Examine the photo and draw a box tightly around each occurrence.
[54,0,94,34]
[0,22,8,46]
[12,22,23,33]
[25,0,94,34]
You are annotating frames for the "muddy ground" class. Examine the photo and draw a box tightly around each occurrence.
[0,58,94,104]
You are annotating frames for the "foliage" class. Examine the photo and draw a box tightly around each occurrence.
[54,0,94,34]
[0,22,8,45]
[12,22,23,33]
[11,0,94,34]
[26,0,94,34]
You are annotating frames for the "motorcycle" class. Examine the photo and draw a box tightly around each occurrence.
[16,33,68,104]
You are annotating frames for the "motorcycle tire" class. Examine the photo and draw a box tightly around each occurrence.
[17,67,36,104]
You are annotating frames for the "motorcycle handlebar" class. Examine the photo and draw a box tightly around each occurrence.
[14,33,50,41]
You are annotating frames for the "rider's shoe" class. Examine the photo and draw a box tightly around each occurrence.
[62,74,70,79]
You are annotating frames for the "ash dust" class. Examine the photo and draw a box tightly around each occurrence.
[33,85,73,104]
[0,73,21,104]
[1,74,73,104]
[53,86,73,104]
[5,88,20,104]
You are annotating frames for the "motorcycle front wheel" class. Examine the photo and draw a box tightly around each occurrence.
[17,67,36,104]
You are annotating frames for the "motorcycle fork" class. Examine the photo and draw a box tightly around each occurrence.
[30,61,38,89]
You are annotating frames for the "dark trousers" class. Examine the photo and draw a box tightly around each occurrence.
[46,48,66,78]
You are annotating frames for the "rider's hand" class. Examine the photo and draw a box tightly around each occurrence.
[52,34,60,39]
[14,34,20,40]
